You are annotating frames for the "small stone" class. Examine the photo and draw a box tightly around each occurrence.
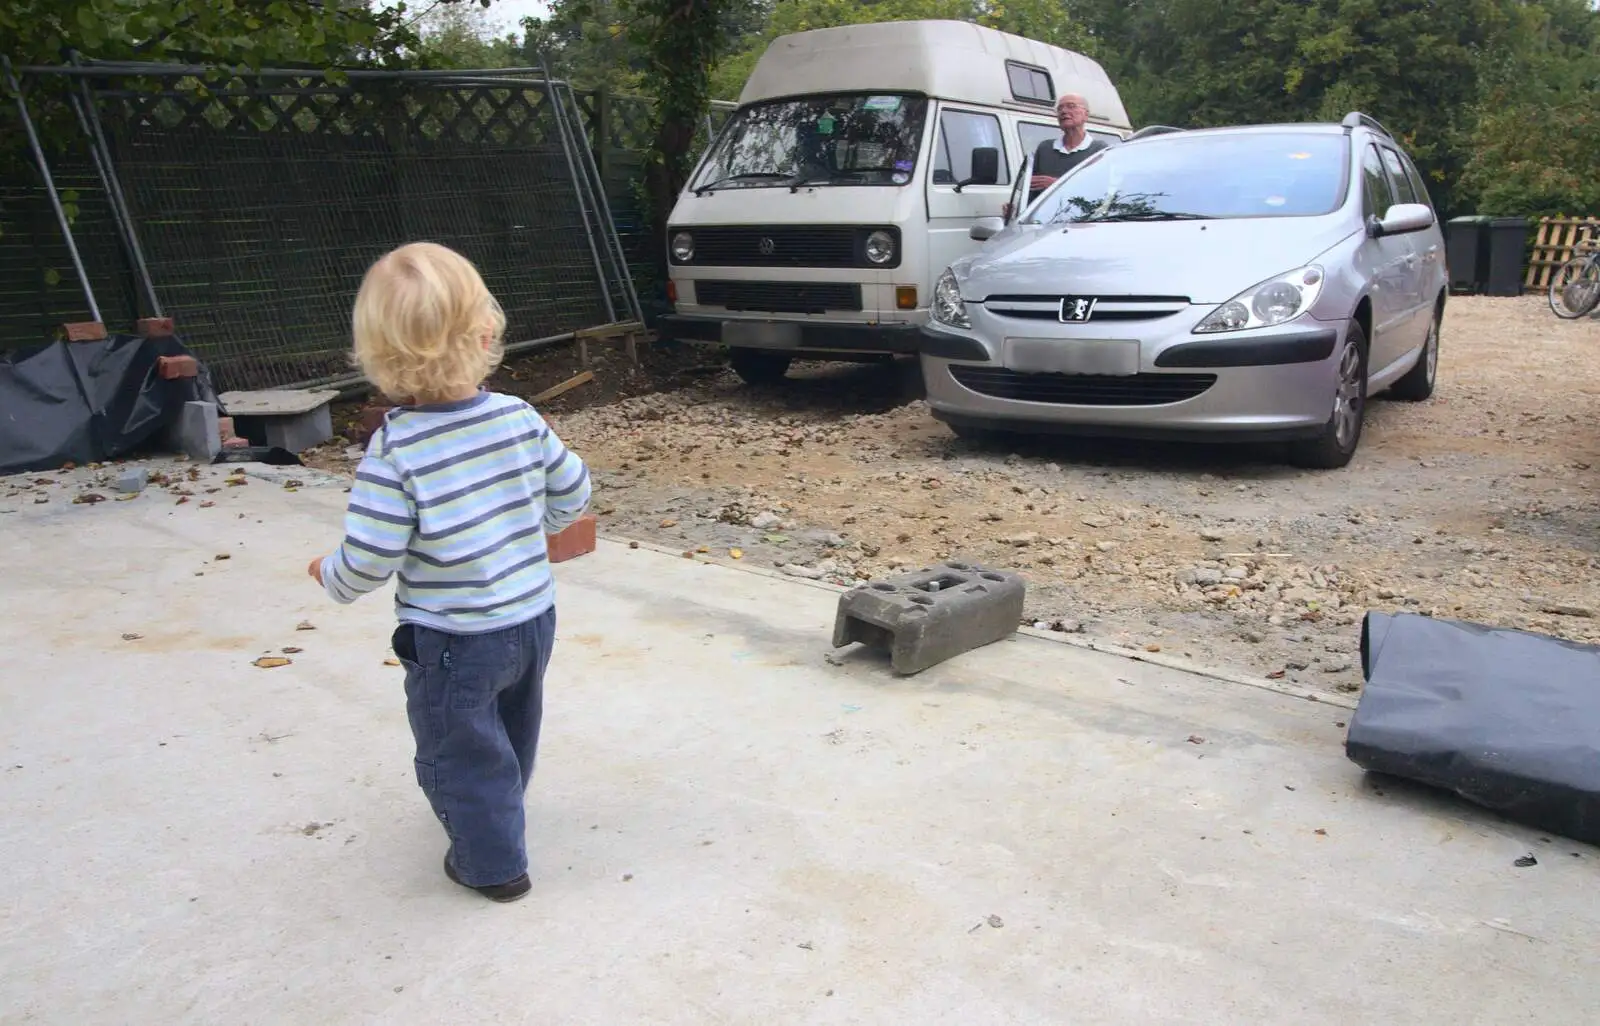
[1199,528,1226,542]
[1225,567,1248,581]
[1003,532,1040,548]
[1286,659,1310,671]
[1194,569,1223,588]
[780,564,824,580]
[1242,631,1265,644]
[1095,541,1118,552]
[1322,660,1353,674]
[751,512,781,530]
[1541,603,1595,619]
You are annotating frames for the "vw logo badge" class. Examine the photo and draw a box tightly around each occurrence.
[758,237,777,256]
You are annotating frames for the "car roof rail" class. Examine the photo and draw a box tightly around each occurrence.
[1126,125,1184,141]
[1341,111,1392,139]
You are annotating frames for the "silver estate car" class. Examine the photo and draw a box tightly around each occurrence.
[919,113,1446,468]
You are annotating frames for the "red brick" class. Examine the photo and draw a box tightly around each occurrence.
[136,317,175,338]
[222,435,250,450]
[62,321,107,342]
[157,354,199,380]
[217,416,236,441]
[548,513,597,564]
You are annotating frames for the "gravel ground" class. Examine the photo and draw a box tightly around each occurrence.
[309,295,1600,696]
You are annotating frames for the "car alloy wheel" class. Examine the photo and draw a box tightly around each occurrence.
[1333,335,1364,451]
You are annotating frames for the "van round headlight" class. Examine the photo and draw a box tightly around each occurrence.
[864,230,895,265]
[671,232,694,262]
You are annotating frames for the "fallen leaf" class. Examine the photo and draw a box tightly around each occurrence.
[730,548,743,559]
[1314,828,1328,836]
[60,461,76,471]
[281,646,303,654]
[253,656,292,669]
[383,657,401,667]
[681,551,694,559]
[660,518,678,528]
[696,546,709,554]
[176,496,190,505]
[1144,643,1162,653]
[199,500,215,508]
[986,915,1004,929]
[115,494,139,502]
[72,492,105,505]
[214,553,231,561]
[1187,735,1205,745]
[283,479,304,489]
[1266,669,1287,680]
[1515,854,1539,868]
[33,496,48,504]
[296,621,317,631]
[628,541,640,549]
[121,632,143,641]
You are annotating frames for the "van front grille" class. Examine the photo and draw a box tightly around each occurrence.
[695,280,862,313]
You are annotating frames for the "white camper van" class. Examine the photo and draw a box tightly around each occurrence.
[660,20,1132,384]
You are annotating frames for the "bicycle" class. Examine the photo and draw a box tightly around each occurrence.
[1548,223,1600,319]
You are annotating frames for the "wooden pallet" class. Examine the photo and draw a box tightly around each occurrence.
[1525,217,1600,291]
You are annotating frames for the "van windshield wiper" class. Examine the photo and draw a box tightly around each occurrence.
[788,170,835,192]
[694,173,789,196]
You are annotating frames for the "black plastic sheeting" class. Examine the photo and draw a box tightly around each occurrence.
[1348,610,1600,845]
[0,334,217,476]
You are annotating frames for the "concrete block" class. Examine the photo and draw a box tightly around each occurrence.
[170,401,221,462]
[833,561,1026,675]
[219,390,337,454]
[216,416,236,441]
[549,513,597,564]
[114,467,148,494]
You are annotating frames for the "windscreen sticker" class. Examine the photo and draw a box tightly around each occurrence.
[862,95,902,112]
[892,172,910,184]
[816,114,836,135]
[893,159,914,171]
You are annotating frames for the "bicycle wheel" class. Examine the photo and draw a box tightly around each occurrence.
[1548,254,1600,319]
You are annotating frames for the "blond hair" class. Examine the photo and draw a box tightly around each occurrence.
[351,242,506,402]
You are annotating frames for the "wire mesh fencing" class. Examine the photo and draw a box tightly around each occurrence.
[3,65,652,392]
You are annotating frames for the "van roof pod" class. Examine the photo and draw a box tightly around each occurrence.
[739,19,1131,132]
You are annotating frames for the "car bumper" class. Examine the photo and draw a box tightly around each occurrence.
[661,314,922,355]
[919,321,1344,442]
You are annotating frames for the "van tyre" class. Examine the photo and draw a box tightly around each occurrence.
[728,348,792,385]
[1288,321,1368,470]
[1389,308,1440,402]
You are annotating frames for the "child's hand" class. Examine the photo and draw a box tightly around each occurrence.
[307,557,325,586]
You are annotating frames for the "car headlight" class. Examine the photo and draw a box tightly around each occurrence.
[671,232,694,263]
[1194,266,1325,334]
[864,229,895,265]
[931,268,970,329]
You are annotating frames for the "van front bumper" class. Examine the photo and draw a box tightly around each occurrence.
[660,314,921,356]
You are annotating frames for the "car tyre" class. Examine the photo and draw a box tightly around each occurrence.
[728,348,792,385]
[1288,321,1368,470]
[1388,308,1440,402]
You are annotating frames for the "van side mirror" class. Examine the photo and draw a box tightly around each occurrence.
[955,146,1000,191]
[970,216,1005,241]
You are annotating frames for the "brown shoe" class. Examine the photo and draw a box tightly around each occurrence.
[443,854,531,903]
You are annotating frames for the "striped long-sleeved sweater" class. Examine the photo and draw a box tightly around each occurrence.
[319,390,591,634]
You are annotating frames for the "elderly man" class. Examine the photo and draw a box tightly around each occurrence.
[1028,92,1108,202]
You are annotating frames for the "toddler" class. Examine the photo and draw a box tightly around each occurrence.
[309,241,591,902]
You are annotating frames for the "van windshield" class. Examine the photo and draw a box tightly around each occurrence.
[693,93,929,193]
[1026,132,1350,223]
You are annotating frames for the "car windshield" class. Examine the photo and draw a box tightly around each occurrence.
[1026,132,1349,224]
[692,93,929,193]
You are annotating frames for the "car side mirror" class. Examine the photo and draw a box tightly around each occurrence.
[1370,202,1435,238]
[969,216,1005,241]
[955,146,1000,191]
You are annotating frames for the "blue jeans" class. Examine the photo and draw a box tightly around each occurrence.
[391,608,556,887]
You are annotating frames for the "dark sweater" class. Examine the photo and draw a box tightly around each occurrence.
[1029,135,1110,201]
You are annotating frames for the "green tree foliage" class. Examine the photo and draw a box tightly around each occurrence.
[0,0,474,69]
[416,1,522,69]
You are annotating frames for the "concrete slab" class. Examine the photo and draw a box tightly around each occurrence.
[1,462,1597,1024]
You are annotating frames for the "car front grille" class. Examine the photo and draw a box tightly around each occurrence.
[983,294,1190,323]
[949,366,1216,406]
[695,280,862,313]
[686,227,861,268]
